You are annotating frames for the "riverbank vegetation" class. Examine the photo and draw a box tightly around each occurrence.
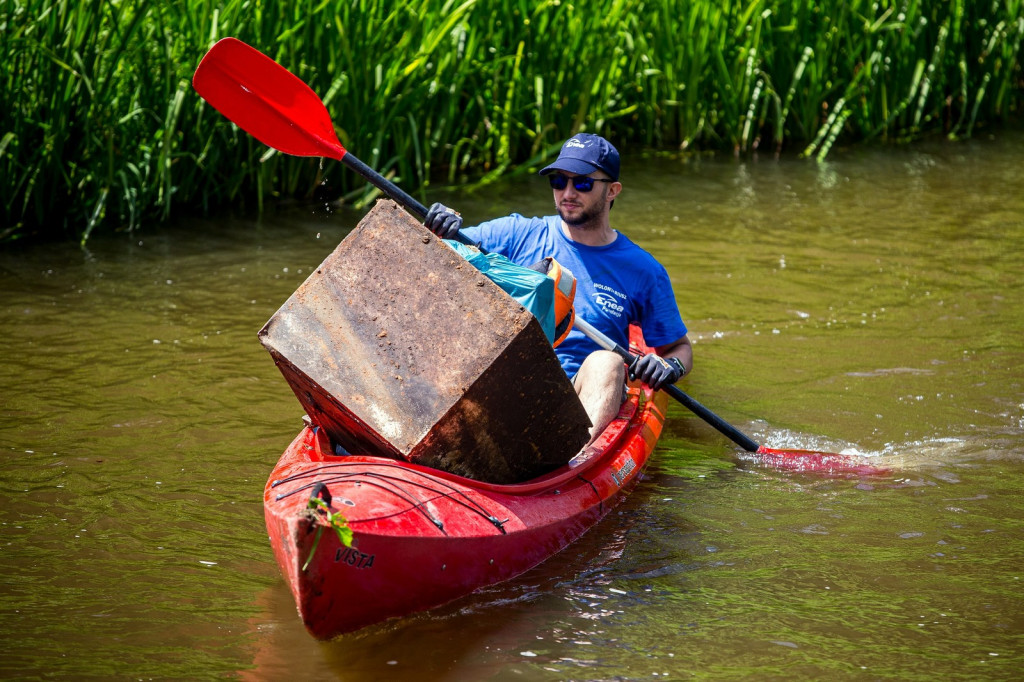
[3,0,1022,243]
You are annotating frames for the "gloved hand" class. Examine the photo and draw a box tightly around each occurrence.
[628,354,683,390]
[424,202,463,239]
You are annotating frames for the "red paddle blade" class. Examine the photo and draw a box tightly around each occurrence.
[192,37,345,160]
[754,446,890,476]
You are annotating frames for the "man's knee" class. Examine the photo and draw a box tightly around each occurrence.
[574,350,625,389]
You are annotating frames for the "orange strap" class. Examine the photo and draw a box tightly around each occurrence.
[542,258,577,347]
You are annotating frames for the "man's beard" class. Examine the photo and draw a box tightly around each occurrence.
[558,206,595,227]
[556,201,602,228]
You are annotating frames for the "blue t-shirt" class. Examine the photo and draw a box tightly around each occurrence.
[462,214,687,377]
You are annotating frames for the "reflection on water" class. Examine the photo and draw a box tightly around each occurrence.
[2,130,1023,679]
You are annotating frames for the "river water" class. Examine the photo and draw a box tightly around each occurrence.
[2,130,1022,680]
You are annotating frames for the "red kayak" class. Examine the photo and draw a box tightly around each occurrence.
[264,326,667,639]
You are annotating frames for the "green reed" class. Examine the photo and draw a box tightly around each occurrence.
[2,0,1022,243]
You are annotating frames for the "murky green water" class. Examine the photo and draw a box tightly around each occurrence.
[2,130,1022,680]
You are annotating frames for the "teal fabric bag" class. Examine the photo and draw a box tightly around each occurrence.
[445,241,556,343]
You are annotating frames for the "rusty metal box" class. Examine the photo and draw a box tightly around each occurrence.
[258,199,590,483]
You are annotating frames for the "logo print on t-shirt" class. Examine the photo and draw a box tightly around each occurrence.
[593,286,622,319]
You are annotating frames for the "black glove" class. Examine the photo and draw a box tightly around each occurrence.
[424,202,463,239]
[628,354,683,390]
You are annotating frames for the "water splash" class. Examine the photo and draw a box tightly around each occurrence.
[739,420,1021,477]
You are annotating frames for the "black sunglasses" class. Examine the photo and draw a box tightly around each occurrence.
[548,173,614,192]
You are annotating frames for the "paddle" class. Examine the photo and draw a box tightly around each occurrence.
[193,38,878,472]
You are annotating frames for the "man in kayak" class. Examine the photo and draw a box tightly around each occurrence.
[424,133,691,445]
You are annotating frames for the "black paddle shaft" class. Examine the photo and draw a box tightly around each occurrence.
[662,384,760,452]
[341,153,484,252]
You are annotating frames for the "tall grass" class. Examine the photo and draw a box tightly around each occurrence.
[2,0,1022,243]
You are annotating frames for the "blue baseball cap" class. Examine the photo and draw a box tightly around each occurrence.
[540,133,620,181]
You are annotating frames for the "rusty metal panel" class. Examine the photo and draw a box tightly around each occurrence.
[259,200,590,483]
